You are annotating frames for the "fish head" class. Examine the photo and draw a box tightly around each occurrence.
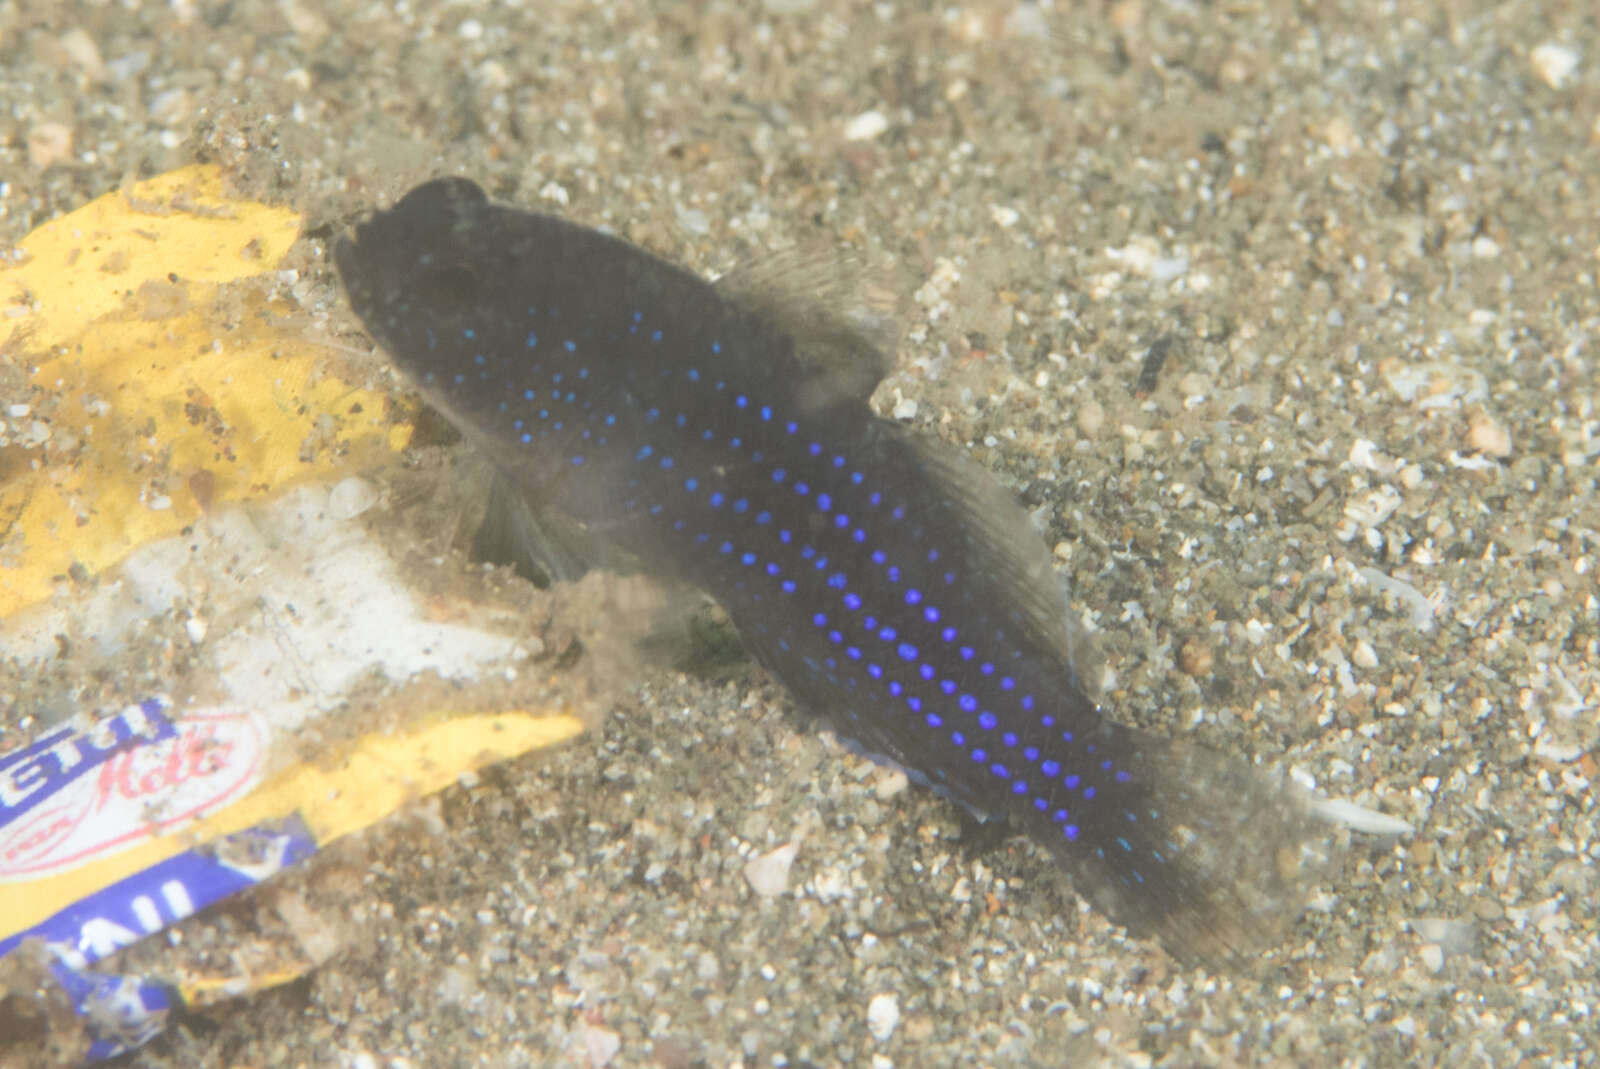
[334,178,519,384]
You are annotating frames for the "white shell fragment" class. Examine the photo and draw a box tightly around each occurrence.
[1356,567,1445,631]
[328,475,379,519]
[1342,485,1402,531]
[844,109,889,142]
[1379,359,1486,409]
[1307,797,1415,835]
[1530,42,1580,89]
[743,842,799,897]
[1105,236,1188,282]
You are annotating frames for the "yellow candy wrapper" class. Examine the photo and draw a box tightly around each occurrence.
[0,167,582,1062]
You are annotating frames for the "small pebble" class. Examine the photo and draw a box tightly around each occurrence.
[1177,637,1213,677]
[148,87,191,127]
[990,204,1020,228]
[866,991,900,1042]
[582,1025,620,1067]
[1076,399,1105,437]
[1467,409,1512,458]
[874,767,909,800]
[1321,114,1358,153]
[57,28,105,79]
[1413,917,1477,954]
[1347,438,1392,474]
[27,122,72,169]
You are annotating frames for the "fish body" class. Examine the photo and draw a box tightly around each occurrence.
[336,178,1306,964]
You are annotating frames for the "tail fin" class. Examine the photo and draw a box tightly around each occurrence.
[1041,721,1317,969]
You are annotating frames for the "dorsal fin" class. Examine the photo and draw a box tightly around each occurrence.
[714,250,904,416]
[896,428,1095,687]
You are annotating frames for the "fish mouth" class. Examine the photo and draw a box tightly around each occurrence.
[332,221,404,360]
[331,224,374,290]
[332,217,393,319]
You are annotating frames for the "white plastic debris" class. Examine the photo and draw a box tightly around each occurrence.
[0,483,525,727]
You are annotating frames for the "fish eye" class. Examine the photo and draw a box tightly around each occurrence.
[418,260,483,312]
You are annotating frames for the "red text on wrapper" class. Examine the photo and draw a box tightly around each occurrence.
[0,709,266,881]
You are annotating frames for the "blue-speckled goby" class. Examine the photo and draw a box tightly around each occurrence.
[335,177,1310,966]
